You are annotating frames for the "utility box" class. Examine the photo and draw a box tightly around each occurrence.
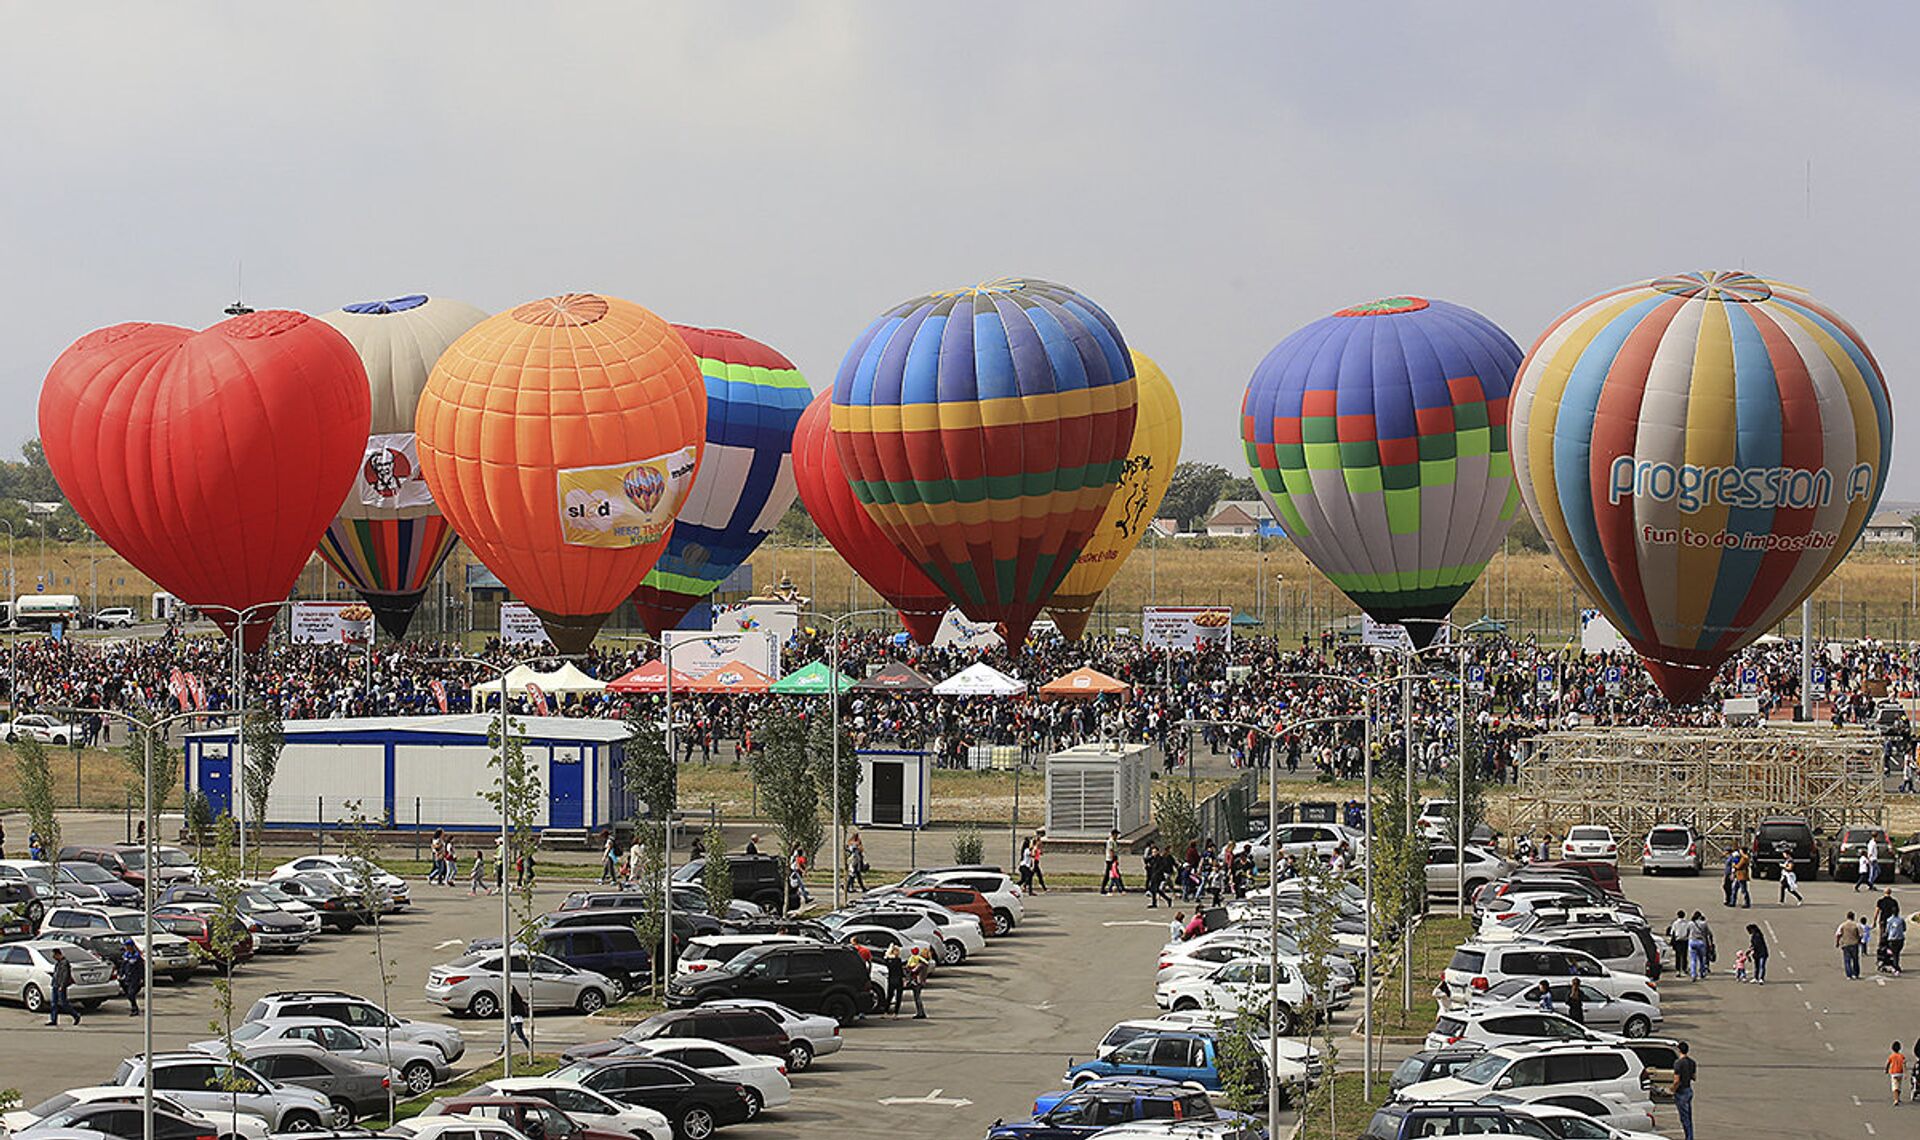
[1045,742,1157,840]
[855,749,932,829]
[1722,697,1762,727]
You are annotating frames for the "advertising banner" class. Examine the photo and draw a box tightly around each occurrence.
[713,602,800,643]
[556,447,698,548]
[499,601,547,645]
[932,608,1004,651]
[354,432,435,509]
[1142,606,1232,651]
[663,629,780,678]
[290,600,374,646]
[1360,615,1452,651]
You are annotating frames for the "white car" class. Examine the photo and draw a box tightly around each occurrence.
[1417,799,1456,841]
[1425,1005,1613,1051]
[271,856,409,910]
[0,939,119,1011]
[238,880,323,934]
[836,924,943,969]
[192,1017,452,1095]
[844,905,986,963]
[1398,1041,1649,1111]
[875,869,1026,932]
[393,1117,531,1140]
[2,1087,271,1140]
[469,1078,672,1140]
[3,714,80,745]
[1156,929,1355,985]
[1506,1097,1666,1140]
[1558,826,1620,862]
[92,607,139,629]
[1246,822,1366,867]
[1152,958,1324,1034]
[699,998,843,1070]
[620,1037,791,1118]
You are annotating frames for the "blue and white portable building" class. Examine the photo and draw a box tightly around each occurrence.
[183,715,631,831]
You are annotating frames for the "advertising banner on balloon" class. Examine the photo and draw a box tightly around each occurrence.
[499,601,547,645]
[1580,609,1625,655]
[291,601,374,646]
[662,629,780,678]
[1142,606,1233,651]
[354,433,435,509]
[556,447,699,549]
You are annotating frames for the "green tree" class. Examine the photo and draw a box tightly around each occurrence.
[701,822,733,916]
[807,714,858,830]
[1213,991,1274,1114]
[121,720,182,821]
[627,821,667,997]
[1291,853,1344,1135]
[622,702,675,823]
[194,815,255,1116]
[1154,785,1198,859]
[1369,758,1427,1015]
[1160,462,1230,532]
[748,710,822,908]
[951,825,983,866]
[1218,474,1259,502]
[184,790,214,858]
[13,738,59,863]
[241,701,285,872]
[479,715,547,1054]
[336,800,400,1118]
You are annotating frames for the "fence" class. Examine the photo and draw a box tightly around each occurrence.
[1193,770,1259,845]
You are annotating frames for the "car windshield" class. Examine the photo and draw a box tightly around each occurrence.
[119,851,148,869]
[154,850,194,867]
[239,890,282,910]
[16,864,56,883]
[1568,828,1609,841]
[107,913,146,933]
[232,1023,270,1041]
[1392,1056,1428,1085]
[1455,1053,1510,1084]
[60,863,115,883]
[25,1093,79,1117]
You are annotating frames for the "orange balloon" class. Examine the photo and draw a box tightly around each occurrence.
[415,294,706,651]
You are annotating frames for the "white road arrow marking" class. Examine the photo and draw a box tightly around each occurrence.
[878,1089,974,1108]
[434,938,466,950]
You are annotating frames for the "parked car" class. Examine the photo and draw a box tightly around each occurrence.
[870,868,1025,933]
[1154,929,1353,986]
[236,881,324,934]
[239,1042,398,1126]
[1427,1006,1612,1051]
[2,1087,268,1140]
[899,884,997,934]
[92,606,139,628]
[1524,924,1661,981]
[1467,977,1660,1038]
[164,899,308,954]
[1245,822,1366,868]
[674,934,815,977]
[264,873,374,930]
[0,879,53,928]
[1065,1031,1303,1095]
[1501,1100,1664,1140]
[270,856,410,910]
[38,904,199,979]
[1525,861,1626,899]
[1390,1046,1487,1094]
[987,1081,1223,1138]
[1829,826,1897,881]
[56,860,145,906]
[568,1006,790,1064]
[244,989,466,1063]
[391,1116,530,1140]
[3,714,80,744]
[468,1077,673,1140]
[664,940,874,1024]
[538,906,724,953]
[425,949,617,1017]
[1556,827,1619,863]
[617,1039,790,1118]
[1750,816,1819,880]
[1441,941,1653,1005]
[13,1099,222,1140]
[424,1096,635,1140]
[1424,845,1513,900]
[1396,1041,1650,1109]
[0,939,119,1011]
[1639,824,1702,875]
[154,907,256,968]
[194,1016,452,1095]
[60,844,195,889]
[1416,799,1456,841]
[1359,1101,1556,1140]
[1153,958,1323,1034]
[544,1056,756,1139]
[696,998,841,1071]
[670,856,789,912]
[109,1052,335,1132]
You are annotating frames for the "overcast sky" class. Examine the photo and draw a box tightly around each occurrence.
[5,2,1915,494]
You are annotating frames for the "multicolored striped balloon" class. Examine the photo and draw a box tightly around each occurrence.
[1513,271,1893,703]
[1242,297,1523,646]
[630,327,810,634]
[317,295,489,638]
[831,277,1137,647]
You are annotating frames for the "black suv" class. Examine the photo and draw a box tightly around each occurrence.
[665,941,873,1023]
[1751,817,1819,880]
[1361,1101,1556,1140]
[537,906,723,952]
[672,856,788,912]
[547,1056,753,1139]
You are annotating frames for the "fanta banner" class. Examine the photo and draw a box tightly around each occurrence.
[355,433,435,509]
[291,600,375,645]
[557,447,698,549]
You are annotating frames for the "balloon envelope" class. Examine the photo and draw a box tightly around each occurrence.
[1512,271,1892,702]
[630,326,810,635]
[1242,297,1523,646]
[790,390,948,643]
[1047,350,1182,639]
[415,293,706,653]
[317,294,489,638]
[39,311,371,651]
[831,277,1137,646]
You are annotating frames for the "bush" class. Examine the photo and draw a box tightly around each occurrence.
[952,824,983,866]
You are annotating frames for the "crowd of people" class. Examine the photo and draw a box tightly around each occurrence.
[1,615,1913,785]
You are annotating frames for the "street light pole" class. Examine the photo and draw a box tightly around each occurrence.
[796,607,894,909]
[191,600,294,873]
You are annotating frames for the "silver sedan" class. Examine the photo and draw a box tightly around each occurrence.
[426,950,617,1018]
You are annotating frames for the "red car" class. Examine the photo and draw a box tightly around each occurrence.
[153,907,255,968]
[1528,860,1624,898]
[902,885,998,934]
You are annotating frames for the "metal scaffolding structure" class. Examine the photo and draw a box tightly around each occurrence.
[1513,725,1885,863]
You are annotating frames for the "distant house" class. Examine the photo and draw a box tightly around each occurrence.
[1863,511,1916,544]
[1205,500,1285,538]
[1147,517,1179,539]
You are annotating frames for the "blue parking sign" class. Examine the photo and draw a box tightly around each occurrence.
[1467,664,1487,688]
[1536,665,1554,689]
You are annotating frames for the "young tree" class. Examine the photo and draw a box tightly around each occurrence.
[807,714,857,831]
[622,702,675,823]
[241,701,285,873]
[701,822,732,916]
[748,710,822,908]
[479,715,545,1053]
[951,825,983,866]
[184,789,214,859]
[1154,785,1198,859]
[1369,757,1426,1014]
[1291,853,1345,1137]
[626,821,667,998]
[337,800,400,1119]
[13,738,59,862]
[194,815,253,1118]
[120,719,182,823]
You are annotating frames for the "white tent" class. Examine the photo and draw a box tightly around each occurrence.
[471,661,607,707]
[933,662,1027,696]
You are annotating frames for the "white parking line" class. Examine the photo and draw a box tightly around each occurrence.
[1864,1123,1876,1136]
[1806,1001,1814,1010]
[1766,919,1780,943]
[1853,1096,1863,1107]
[1826,1042,1836,1052]
[1815,1020,1825,1030]
[1787,964,1798,974]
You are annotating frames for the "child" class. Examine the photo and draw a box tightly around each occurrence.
[469,849,487,896]
[1889,1042,1907,1107]
[1733,946,1751,982]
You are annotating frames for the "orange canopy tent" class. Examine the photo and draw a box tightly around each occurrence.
[605,659,699,693]
[684,660,775,694]
[1039,666,1131,699]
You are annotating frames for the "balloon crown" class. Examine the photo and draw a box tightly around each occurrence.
[222,310,310,339]
[1652,271,1772,303]
[931,277,1035,300]
[511,293,611,327]
[343,295,430,315]
[1334,297,1430,317]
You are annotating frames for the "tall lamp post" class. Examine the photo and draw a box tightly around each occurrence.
[190,601,296,872]
[58,703,222,1140]
[0,519,16,709]
[794,607,895,908]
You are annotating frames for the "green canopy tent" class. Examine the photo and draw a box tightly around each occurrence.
[769,659,857,695]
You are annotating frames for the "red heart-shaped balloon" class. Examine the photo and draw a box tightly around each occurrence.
[39,310,371,651]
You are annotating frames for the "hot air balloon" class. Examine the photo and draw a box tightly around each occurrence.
[629,327,810,634]
[316,295,489,639]
[831,277,1137,647]
[39,311,371,651]
[415,293,706,653]
[1046,351,1182,640]
[1242,297,1524,647]
[790,390,948,644]
[1512,270,1892,703]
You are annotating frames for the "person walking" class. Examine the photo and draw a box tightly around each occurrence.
[1168,911,1187,943]
[1779,849,1804,904]
[114,938,143,1015]
[1565,976,1585,1024]
[903,947,929,1018]
[1859,847,1875,892]
[1100,829,1124,894]
[1686,912,1711,980]
[1667,910,1690,976]
[499,986,532,1056]
[599,832,617,884]
[1672,1042,1697,1140]
[45,948,80,1026]
[845,830,868,894]
[1746,923,1769,984]
[1016,838,1036,892]
[1731,848,1752,908]
[1721,849,1738,907]
[1838,912,1866,980]
[469,848,488,896]
[1890,1042,1908,1107]
[1886,911,1907,976]
[883,944,905,1016]
[1029,830,1048,892]
[1875,887,1900,941]
[1868,834,1884,890]
[1142,844,1169,908]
